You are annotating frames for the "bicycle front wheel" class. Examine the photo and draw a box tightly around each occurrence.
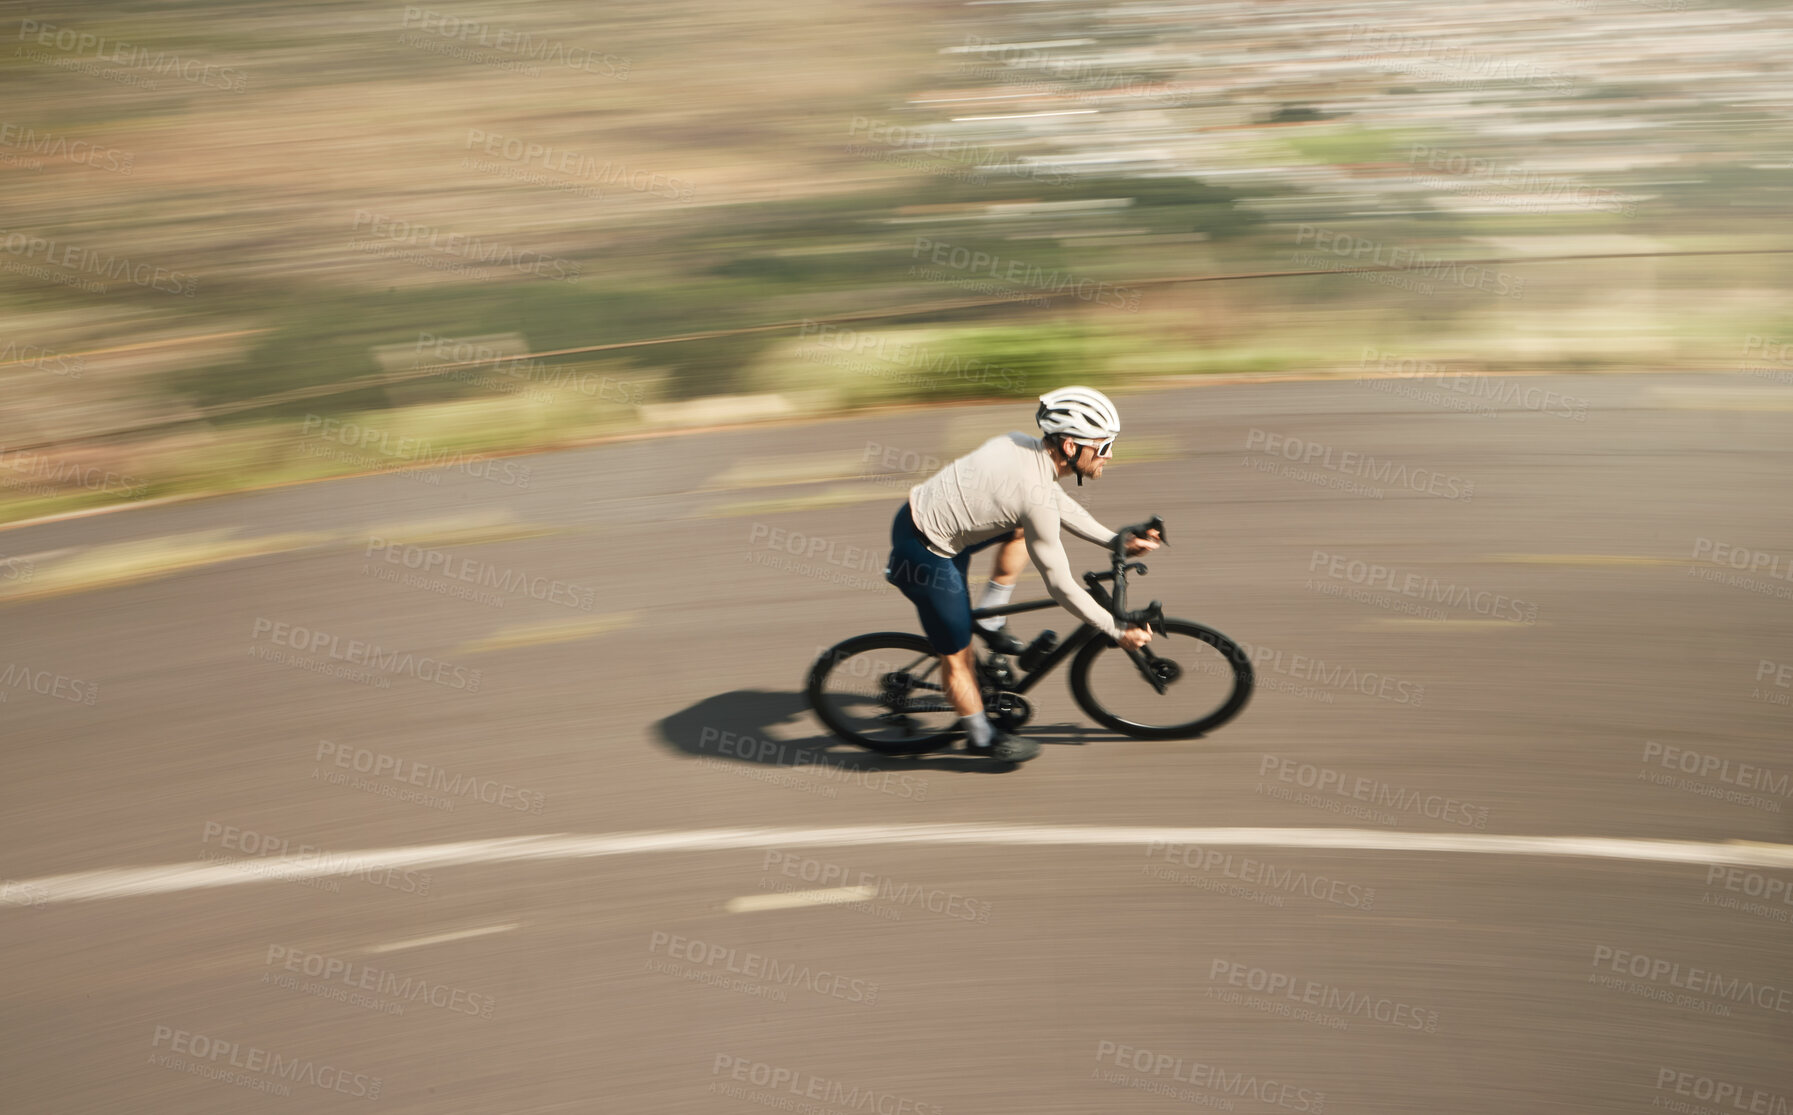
[807,632,961,754]
[1069,619,1253,739]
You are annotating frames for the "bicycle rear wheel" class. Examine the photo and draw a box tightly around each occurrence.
[807,632,961,754]
[1069,618,1253,739]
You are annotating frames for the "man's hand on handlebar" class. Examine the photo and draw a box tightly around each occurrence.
[1118,626,1153,650]
[1121,528,1162,557]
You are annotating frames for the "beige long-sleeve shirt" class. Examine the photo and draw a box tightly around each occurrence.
[908,432,1122,638]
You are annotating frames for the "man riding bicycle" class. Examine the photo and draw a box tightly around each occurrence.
[884,386,1161,762]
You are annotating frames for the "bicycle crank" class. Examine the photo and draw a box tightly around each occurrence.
[985,690,1033,731]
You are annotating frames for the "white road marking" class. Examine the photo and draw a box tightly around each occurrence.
[1356,618,1543,630]
[950,110,1099,121]
[364,923,520,954]
[724,886,878,914]
[12,825,1793,906]
[938,38,1095,52]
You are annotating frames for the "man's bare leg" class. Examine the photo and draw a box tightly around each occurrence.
[940,643,1038,759]
[974,530,1027,642]
[941,646,982,720]
[989,529,1026,586]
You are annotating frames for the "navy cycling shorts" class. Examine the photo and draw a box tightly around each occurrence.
[885,502,1011,655]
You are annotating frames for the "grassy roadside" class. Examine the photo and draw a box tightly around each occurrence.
[0,342,1766,529]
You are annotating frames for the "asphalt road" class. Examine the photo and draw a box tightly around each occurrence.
[3,373,1791,1115]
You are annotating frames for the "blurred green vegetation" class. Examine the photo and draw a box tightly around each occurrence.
[168,171,1272,428]
[1280,127,1416,165]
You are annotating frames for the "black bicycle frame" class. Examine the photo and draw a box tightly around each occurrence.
[964,512,1168,695]
[967,573,1125,695]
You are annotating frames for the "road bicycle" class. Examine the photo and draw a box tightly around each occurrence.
[807,517,1253,754]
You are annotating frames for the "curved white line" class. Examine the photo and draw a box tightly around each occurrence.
[10,825,1792,906]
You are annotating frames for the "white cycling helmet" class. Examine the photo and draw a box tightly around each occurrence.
[1036,385,1120,442]
[1036,386,1120,485]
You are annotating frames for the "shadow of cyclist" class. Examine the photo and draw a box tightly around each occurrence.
[654,690,1103,774]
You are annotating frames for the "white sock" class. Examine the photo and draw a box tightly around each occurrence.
[963,713,994,747]
[975,580,1015,632]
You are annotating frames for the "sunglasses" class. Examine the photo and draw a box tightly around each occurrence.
[1074,437,1115,458]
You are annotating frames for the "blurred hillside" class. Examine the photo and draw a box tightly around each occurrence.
[2,0,1791,517]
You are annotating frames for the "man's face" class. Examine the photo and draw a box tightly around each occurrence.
[1075,441,1108,480]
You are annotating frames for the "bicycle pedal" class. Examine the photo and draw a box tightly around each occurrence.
[979,627,1028,656]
